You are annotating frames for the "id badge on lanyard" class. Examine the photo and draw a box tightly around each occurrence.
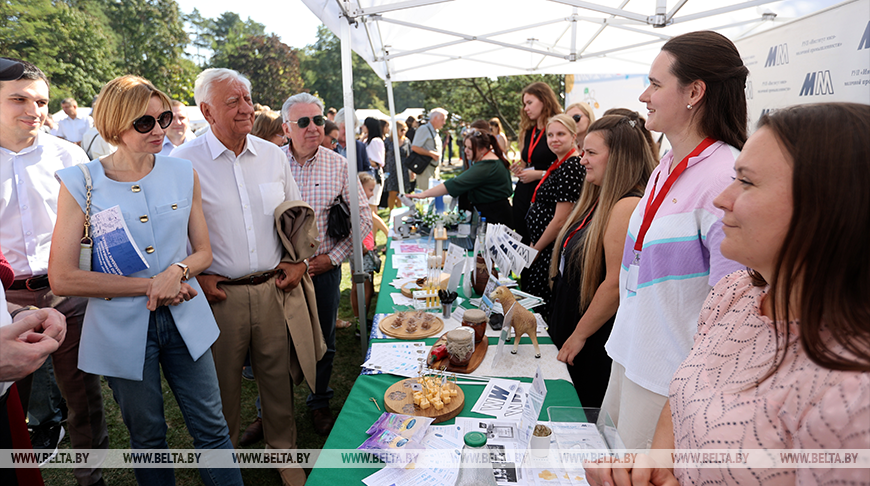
[626,253,640,292]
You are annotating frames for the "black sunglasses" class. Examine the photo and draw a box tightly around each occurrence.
[572,114,584,123]
[287,115,325,129]
[133,110,173,134]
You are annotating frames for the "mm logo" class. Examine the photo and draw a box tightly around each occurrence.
[799,71,834,96]
[860,21,870,50]
[764,44,788,67]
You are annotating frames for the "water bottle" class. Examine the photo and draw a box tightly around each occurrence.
[454,431,498,486]
[476,216,487,254]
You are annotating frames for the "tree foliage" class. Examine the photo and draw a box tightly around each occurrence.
[0,0,116,111]
[409,75,564,140]
[106,0,197,102]
[225,34,304,109]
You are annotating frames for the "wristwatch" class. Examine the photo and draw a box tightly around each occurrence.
[173,262,190,282]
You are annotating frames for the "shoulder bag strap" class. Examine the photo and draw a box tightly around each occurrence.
[76,164,94,271]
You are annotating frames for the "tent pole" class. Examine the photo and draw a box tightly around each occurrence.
[385,77,406,196]
[340,15,369,357]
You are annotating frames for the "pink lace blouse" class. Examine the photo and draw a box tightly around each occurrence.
[670,271,869,485]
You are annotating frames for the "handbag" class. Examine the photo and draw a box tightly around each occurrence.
[327,194,352,240]
[77,164,93,271]
[404,124,438,174]
[404,151,431,175]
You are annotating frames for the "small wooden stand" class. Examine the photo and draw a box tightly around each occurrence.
[384,378,465,424]
[433,226,448,261]
[428,334,488,373]
[379,313,444,339]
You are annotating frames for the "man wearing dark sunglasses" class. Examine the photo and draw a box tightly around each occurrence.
[280,93,373,436]
[171,68,309,486]
[0,57,109,486]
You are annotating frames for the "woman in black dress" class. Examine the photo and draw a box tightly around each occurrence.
[550,113,656,407]
[522,114,584,319]
[512,82,562,242]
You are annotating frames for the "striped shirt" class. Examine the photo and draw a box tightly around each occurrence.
[605,141,744,396]
[283,144,372,266]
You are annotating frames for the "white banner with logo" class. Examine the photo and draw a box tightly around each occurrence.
[736,0,870,129]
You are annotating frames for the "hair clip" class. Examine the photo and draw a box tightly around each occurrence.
[627,119,636,128]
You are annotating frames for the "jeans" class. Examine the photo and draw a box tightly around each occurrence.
[307,264,341,410]
[107,307,242,486]
[27,356,63,428]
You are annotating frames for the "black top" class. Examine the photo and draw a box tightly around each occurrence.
[548,190,643,407]
[520,155,585,319]
[512,126,558,241]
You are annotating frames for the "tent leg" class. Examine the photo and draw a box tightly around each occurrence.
[340,17,369,358]
[385,78,406,196]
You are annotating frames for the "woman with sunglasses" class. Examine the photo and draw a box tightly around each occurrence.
[385,119,412,210]
[50,75,241,486]
[406,124,513,227]
[565,102,595,151]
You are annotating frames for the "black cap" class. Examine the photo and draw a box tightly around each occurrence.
[0,58,24,82]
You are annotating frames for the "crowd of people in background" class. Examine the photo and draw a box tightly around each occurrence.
[1,26,868,486]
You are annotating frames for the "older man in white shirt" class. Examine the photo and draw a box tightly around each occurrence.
[171,68,308,486]
[55,98,92,146]
[0,57,108,486]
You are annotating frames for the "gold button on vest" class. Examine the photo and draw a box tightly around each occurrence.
[171,204,178,210]
[140,215,148,223]
[132,185,141,193]
[145,246,155,254]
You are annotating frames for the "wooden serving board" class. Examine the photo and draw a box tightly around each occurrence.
[384,378,465,424]
[400,273,450,299]
[379,313,444,339]
[428,334,488,374]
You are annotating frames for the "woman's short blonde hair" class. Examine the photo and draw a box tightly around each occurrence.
[565,102,595,125]
[94,75,171,146]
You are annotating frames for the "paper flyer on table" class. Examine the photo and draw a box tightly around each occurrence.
[517,366,547,449]
[90,205,149,276]
[471,378,521,417]
[442,243,465,276]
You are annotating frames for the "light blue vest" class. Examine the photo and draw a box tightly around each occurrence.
[56,156,219,381]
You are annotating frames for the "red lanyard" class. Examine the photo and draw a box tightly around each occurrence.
[525,125,545,162]
[634,138,716,252]
[532,148,575,203]
[563,199,598,250]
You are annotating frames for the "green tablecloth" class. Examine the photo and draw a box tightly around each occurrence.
[305,240,577,485]
[306,374,581,485]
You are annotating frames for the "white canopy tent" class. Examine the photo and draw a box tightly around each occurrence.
[300,0,836,356]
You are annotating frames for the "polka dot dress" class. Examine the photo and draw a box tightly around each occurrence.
[521,156,585,318]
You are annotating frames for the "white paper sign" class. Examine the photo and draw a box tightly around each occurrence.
[471,378,521,418]
[517,366,547,449]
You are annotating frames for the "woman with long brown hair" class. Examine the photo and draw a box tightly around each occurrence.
[587,102,870,486]
[512,81,562,242]
[601,31,747,449]
[550,112,655,408]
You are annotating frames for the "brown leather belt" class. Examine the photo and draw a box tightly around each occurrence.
[219,271,278,287]
[9,275,50,291]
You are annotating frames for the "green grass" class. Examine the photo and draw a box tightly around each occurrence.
[42,222,390,485]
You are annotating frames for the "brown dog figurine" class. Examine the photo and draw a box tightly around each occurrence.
[489,286,541,358]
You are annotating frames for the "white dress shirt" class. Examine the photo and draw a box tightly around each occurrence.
[159,131,196,156]
[171,130,301,279]
[81,126,116,159]
[0,133,88,278]
[56,116,93,143]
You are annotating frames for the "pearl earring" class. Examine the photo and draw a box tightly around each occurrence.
[687,104,693,109]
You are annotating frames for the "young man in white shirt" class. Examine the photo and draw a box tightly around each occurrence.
[55,97,92,146]
[0,57,108,486]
